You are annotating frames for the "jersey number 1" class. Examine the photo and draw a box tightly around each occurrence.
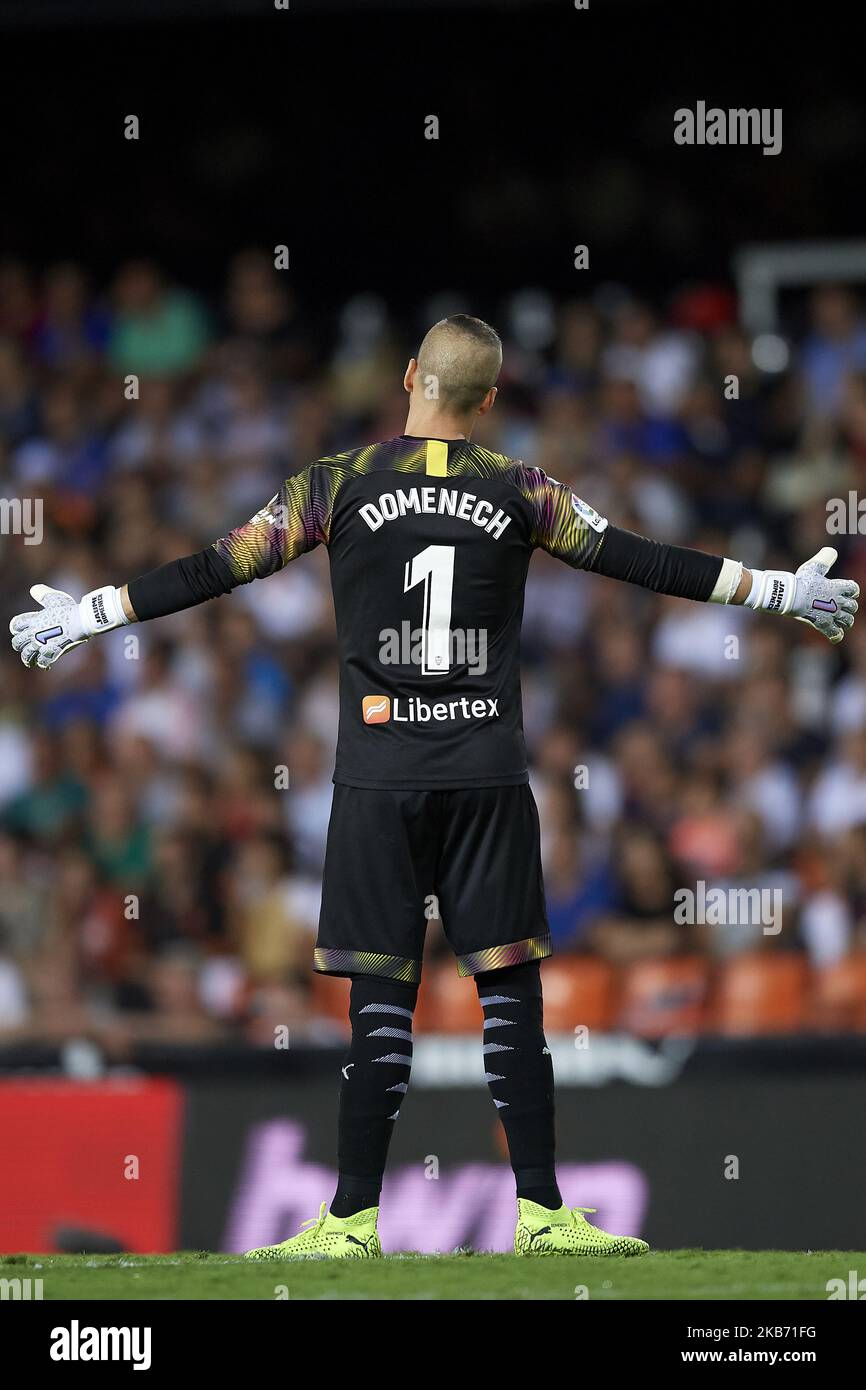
[404,544,455,675]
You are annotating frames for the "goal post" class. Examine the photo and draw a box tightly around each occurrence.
[734,240,866,334]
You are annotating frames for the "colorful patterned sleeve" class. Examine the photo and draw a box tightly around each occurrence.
[515,465,609,569]
[212,463,340,584]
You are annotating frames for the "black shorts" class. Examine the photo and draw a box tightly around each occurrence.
[314,783,551,984]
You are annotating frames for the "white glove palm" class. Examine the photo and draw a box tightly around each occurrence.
[747,547,859,644]
[9,583,128,669]
[793,548,859,643]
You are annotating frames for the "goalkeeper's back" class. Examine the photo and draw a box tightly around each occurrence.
[214,432,609,791]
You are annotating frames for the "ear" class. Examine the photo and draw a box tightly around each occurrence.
[477,385,497,417]
[403,358,418,394]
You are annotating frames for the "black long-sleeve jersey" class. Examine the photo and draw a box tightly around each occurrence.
[218,434,610,788]
[130,434,724,790]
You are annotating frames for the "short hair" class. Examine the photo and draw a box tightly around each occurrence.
[416,314,502,414]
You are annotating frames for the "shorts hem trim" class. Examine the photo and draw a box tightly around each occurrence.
[314,947,421,985]
[456,932,552,977]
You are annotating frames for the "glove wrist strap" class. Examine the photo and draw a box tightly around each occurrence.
[78,586,131,637]
[744,568,798,616]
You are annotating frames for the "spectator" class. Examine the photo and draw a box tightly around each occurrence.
[2,258,865,1040]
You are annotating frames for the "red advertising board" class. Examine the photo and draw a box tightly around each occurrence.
[0,1079,183,1254]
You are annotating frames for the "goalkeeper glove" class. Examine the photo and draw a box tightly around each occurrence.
[744,546,859,644]
[9,584,130,669]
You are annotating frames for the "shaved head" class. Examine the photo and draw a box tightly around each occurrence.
[415,315,502,415]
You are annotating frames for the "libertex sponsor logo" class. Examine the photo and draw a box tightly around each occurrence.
[362,695,391,724]
[362,694,499,725]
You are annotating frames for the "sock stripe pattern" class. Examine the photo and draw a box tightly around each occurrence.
[331,973,419,1219]
[359,1003,414,1019]
[475,959,562,1211]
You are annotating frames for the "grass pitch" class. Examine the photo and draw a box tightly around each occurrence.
[1,1249,861,1300]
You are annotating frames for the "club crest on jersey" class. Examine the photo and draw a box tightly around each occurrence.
[248,499,288,529]
[571,495,608,533]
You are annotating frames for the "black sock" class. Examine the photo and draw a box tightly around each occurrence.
[330,1174,382,1218]
[330,972,418,1218]
[475,960,563,1212]
[516,1178,564,1211]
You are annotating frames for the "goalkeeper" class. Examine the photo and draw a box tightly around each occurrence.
[9,315,859,1261]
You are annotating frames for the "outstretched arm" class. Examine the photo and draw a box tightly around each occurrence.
[522,468,859,645]
[9,462,337,669]
[589,529,857,643]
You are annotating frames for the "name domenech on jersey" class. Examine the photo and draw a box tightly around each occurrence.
[358,487,512,538]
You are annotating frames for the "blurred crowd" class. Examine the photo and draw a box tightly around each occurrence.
[2,252,866,1046]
